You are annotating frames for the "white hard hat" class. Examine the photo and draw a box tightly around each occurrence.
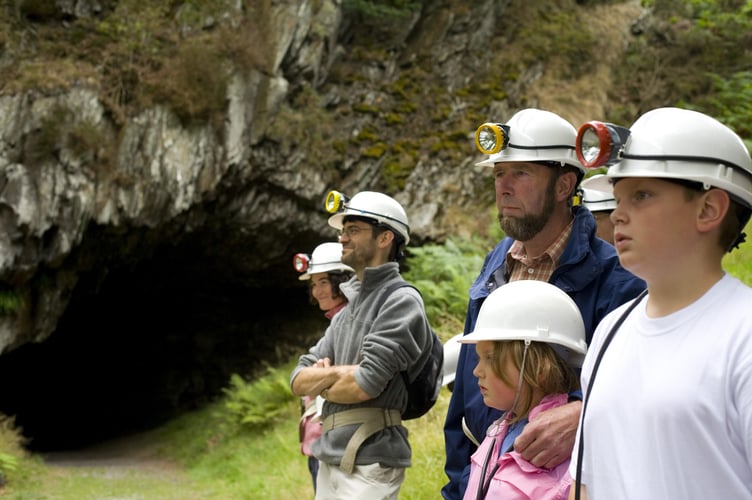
[442,333,463,386]
[459,280,587,367]
[603,107,752,209]
[327,191,410,244]
[475,108,585,174]
[294,242,354,280]
[581,175,616,212]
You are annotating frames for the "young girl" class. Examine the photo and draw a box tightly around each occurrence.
[458,279,587,500]
[293,242,354,493]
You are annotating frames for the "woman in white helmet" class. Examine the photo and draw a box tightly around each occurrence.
[293,242,354,493]
[570,107,752,499]
[459,280,586,500]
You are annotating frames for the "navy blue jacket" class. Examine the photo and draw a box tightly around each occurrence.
[442,206,646,500]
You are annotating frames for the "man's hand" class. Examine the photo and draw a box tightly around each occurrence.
[314,357,332,368]
[513,400,582,468]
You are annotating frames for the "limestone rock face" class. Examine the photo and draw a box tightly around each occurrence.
[0,0,525,354]
[0,0,650,447]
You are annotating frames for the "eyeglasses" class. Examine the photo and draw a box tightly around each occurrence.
[339,225,372,239]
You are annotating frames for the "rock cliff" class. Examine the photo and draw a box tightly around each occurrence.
[0,0,643,448]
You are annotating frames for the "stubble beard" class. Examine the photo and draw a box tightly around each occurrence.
[341,249,355,268]
[341,246,370,272]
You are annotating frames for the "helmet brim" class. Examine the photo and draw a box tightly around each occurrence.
[459,328,587,368]
[328,213,345,230]
[582,174,614,193]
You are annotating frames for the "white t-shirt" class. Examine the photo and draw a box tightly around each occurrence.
[570,273,752,499]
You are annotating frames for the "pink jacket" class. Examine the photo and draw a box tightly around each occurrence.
[299,302,347,457]
[464,394,572,500]
[299,395,322,457]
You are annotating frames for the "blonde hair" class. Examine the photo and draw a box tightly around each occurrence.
[492,340,579,424]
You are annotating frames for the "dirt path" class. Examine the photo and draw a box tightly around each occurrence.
[41,430,188,481]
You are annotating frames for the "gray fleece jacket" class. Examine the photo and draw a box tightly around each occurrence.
[290,262,432,469]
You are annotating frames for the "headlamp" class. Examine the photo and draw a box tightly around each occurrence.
[292,253,311,273]
[475,122,510,155]
[576,121,631,169]
[325,190,349,214]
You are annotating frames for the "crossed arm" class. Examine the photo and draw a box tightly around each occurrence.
[291,357,373,404]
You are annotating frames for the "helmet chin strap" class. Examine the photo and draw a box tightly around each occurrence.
[729,207,751,252]
[487,339,532,435]
[507,338,531,421]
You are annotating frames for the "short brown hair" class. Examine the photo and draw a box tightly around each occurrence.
[676,182,751,253]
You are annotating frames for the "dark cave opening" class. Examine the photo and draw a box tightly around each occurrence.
[0,249,328,452]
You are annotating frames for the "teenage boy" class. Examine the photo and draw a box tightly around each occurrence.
[570,107,752,499]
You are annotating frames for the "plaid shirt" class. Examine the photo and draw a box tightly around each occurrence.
[507,219,574,282]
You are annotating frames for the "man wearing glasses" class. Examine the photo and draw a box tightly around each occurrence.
[291,190,433,500]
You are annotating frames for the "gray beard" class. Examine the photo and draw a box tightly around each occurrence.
[498,189,557,241]
[499,212,550,241]
[498,172,560,241]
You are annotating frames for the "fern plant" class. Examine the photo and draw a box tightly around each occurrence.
[0,452,17,483]
[403,207,504,337]
[220,361,298,432]
[403,238,484,333]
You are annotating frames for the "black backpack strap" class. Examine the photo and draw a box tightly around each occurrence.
[373,281,420,386]
[374,280,416,312]
[574,289,648,499]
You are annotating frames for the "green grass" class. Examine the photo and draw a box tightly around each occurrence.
[156,387,455,499]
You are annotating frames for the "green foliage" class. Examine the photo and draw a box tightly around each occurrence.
[362,142,388,158]
[401,205,504,334]
[0,288,23,315]
[514,6,595,76]
[353,103,380,114]
[612,0,752,123]
[220,361,297,431]
[402,238,486,334]
[96,3,170,55]
[723,219,752,286]
[141,38,229,125]
[0,452,17,478]
[682,71,752,142]
[0,413,42,491]
[266,84,342,177]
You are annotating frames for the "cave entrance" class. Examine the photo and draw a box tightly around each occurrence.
[0,250,326,452]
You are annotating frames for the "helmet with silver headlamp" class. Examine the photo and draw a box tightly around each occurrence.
[575,107,752,210]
